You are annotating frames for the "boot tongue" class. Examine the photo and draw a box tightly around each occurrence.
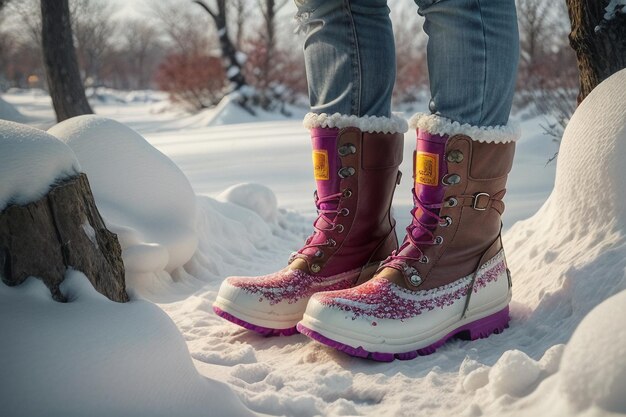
[411,130,448,239]
[311,127,341,211]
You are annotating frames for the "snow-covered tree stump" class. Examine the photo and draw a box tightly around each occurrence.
[0,120,128,303]
[0,173,128,302]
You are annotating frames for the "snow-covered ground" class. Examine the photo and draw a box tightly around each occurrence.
[1,69,624,417]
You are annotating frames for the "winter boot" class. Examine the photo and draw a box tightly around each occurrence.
[297,113,519,360]
[213,114,407,335]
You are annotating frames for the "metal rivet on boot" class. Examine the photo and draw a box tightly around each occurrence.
[434,236,444,245]
[342,188,352,198]
[446,150,464,163]
[442,174,461,185]
[338,167,356,178]
[439,216,453,227]
[310,263,321,273]
[314,250,323,258]
[326,238,337,247]
[419,255,429,263]
[409,274,422,286]
[334,224,345,233]
[339,208,350,216]
[445,197,458,207]
[338,144,357,156]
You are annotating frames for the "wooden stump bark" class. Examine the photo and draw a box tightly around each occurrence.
[566,0,626,104]
[0,173,128,302]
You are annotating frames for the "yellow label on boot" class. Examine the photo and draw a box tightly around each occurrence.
[312,150,329,180]
[416,151,439,186]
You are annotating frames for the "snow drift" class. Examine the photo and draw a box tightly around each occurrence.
[494,68,626,415]
[0,96,26,123]
[48,116,198,284]
[0,273,254,417]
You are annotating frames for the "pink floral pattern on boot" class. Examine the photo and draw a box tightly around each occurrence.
[314,253,506,320]
[227,268,361,305]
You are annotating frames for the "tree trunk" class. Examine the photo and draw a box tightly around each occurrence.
[566,0,626,103]
[40,0,93,122]
[0,174,128,303]
[260,0,277,109]
[193,0,248,91]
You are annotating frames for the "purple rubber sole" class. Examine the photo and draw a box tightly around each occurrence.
[296,306,510,362]
[213,306,298,337]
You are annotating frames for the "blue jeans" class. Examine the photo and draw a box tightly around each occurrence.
[295,0,519,127]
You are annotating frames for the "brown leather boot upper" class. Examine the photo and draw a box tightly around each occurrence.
[292,127,404,278]
[380,134,515,291]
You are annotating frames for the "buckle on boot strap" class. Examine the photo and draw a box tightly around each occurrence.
[457,190,506,214]
[472,193,490,211]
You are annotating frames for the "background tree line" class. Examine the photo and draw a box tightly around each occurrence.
[0,0,623,121]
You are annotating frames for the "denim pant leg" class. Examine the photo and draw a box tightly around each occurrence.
[295,0,395,117]
[415,0,520,127]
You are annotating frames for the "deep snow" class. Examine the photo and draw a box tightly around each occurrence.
[1,69,625,417]
[48,116,198,282]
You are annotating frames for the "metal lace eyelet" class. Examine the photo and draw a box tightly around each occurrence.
[310,263,321,273]
[338,167,356,178]
[434,236,444,245]
[326,238,337,247]
[419,255,429,263]
[442,174,461,186]
[339,208,350,216]
[446,150,464,163]
[288,251,298,264]
[342,188,353,198]
[445,197,458,207]
[314,250,323,258]
[409,274,422,286]
[335,224,345,233]
[439,216,452,227]
[338,144,357,157]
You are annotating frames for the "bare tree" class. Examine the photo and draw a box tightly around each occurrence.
[517,0,552,78]
[192,0,247,91]
[230,0,250,51]
[72,0,117,87]
[40,0,93,121]
[119,20,162,89]
[153,4,213,55]
[6,0,41,46]
[566,0,626,103]
[254,0,289,108]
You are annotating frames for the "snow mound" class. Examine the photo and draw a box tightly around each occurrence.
[0,272,253,417]
[47,116,198,279]
[558,289,626,413]
[495,69,626,415]
[0,120,80,211]
[0,96,25,122]
[183,93,306,128]
[505,68,626,321]
[486,350,542,398]
[218,183,278,222]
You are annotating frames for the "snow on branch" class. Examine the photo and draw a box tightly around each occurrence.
[595,0,626,32]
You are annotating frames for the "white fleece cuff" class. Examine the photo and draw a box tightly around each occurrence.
[408,113,521,143]
[303,112,409,134]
